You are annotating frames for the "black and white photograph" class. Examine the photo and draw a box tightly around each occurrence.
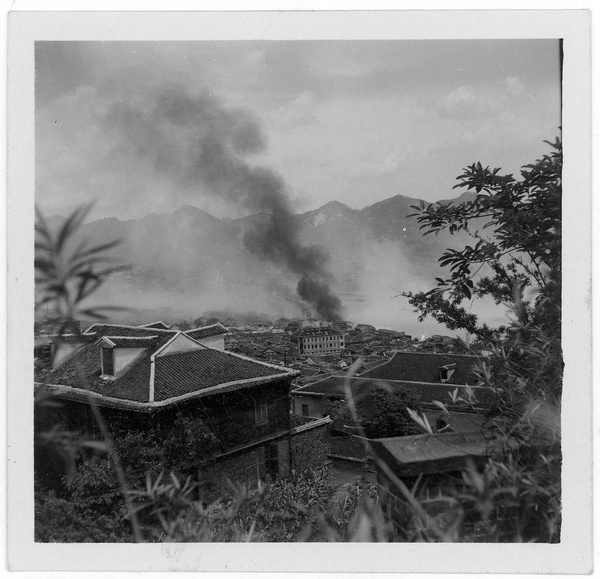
[6,7,593,573]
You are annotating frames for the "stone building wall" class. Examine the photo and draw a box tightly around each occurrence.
[290,420,331,472]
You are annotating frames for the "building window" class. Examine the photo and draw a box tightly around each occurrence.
[439,365,456,383]
[257,443,279,481]
[302,404,309,417]
[255,398,268,425]
[101,347,114,376]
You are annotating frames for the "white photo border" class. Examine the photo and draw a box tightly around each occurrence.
[6,9,592,573]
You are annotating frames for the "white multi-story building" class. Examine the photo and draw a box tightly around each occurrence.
[297,327,345,355]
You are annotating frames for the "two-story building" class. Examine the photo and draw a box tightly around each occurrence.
[34,322,330,491]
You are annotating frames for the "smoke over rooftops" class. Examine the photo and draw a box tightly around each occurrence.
[106,84,342,320]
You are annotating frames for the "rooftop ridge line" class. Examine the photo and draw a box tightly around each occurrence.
[84,322,176,335]
[36,370,298,409]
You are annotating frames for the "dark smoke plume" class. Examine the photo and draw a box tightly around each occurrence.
[106,84,342,320]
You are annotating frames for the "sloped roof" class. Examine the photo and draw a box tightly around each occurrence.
[36,323,299,410]
[292,375,497,409]
[185,323,229,340]
[100,336,160,348]
[361,351,483,385]
[85,323,175,338]
[47,333,94,344]
[138,321,171,329]
[153,349,288,401]
[369,431,513,476]
[35,334,172,402]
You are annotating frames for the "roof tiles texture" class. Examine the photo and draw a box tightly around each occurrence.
[50,334,94,344]
[85,324,175,338]
[361,351,483,385]
[139,321,171,329]
[153,349,286,401]
[102,336,160,348]
[37,323,297,409]
[292,375,497,409]
[185,324,229,340]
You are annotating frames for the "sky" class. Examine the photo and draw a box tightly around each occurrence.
[35,40,562,221]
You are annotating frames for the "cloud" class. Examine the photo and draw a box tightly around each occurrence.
[439,76,528,119]
[442,86,477,117]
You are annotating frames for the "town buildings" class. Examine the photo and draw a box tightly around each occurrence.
[291,351,494,428]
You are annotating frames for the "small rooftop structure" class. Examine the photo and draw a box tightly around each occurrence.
[369,431,514,477]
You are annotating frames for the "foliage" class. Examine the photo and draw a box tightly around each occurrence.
[334,386,423,438]
[114,414,220,485]
[34,386,108,491]
[34,205,144,539]
[403,135,561,344]
[128,465,390,543]
[37,462,391,543]
[35,203,126,329]
[35,493,133,543]
[399,135,563,542]
[66,459,124,515]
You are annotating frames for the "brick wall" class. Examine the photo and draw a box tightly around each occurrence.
[276,438,291,478]
[290,421,330,472]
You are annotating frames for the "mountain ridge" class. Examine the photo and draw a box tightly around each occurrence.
[39,190,478,329]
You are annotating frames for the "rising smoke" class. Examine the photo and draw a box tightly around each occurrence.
[106,85,342,320]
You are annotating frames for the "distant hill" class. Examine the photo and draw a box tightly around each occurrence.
[40,192,479,329]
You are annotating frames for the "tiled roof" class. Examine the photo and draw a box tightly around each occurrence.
[36,323,300,410]
[84,323,176,338]
[292,375,497,409]
[185,323,229,340]
[369,431,514,476]
[47,333,94,344]
[153,349,294,401]
[100,336,160,348]
[138,321,171,329]
[36,337,169,402]
[361,351,483,385]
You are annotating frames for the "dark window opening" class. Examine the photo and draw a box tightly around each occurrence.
[302,404,309,417]
[439,364,456,383]
[37,344,52,361]
[258,443,279,480]
[255,398,268,425]
[102,347,114,376]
